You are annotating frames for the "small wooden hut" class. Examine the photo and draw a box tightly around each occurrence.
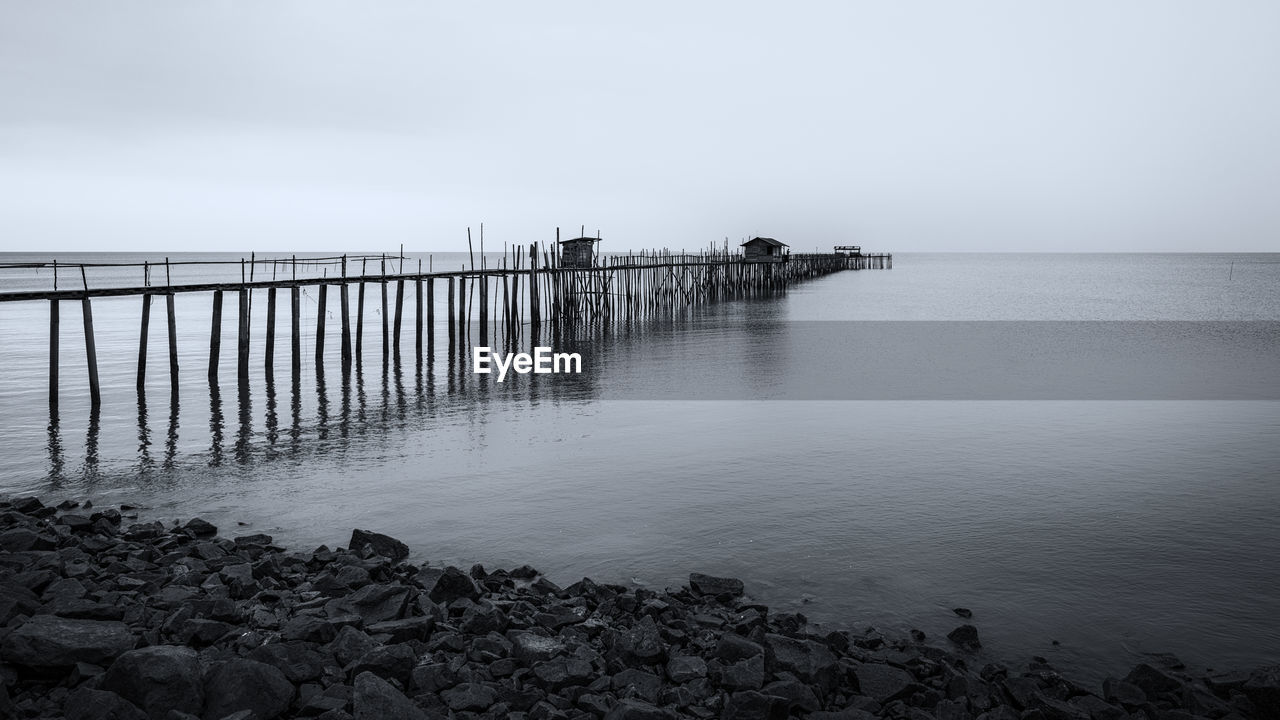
[741,237,788,263]
[559,236,599,269]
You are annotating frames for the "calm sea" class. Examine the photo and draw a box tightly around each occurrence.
[1,252,1277,684]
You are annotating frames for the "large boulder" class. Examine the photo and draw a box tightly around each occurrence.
[102,645,204,720]
[1,616,134,666]
[689,572,745,599]
[764,634,839,691]
[850,662,916,704]
[324,583,413,625]
[353,671,425,720]
[202,659,294,720]
[349,529,409,562]
[423,566,480,604]
[63,687,148,720]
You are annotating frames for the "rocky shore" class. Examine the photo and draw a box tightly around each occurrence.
[1,496,1275,720]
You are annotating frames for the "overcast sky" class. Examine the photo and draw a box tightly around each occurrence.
[2,1,1278,253]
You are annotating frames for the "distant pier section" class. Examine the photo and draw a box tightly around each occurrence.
[0,230,891,409]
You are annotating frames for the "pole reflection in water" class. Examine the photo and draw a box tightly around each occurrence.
[315,366,330,442]
[164,395,179,469]
[46,406,64,485]
[290,375,301,452]
[264,377,278,447]
[82,404,100,480]
[209,381,224,466]
[136,396,153,473]
[235,382,251,464]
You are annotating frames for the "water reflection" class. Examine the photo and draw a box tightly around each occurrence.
[42,313,651,478]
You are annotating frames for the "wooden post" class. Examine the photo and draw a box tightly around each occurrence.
[393,278,405,356]
[447,277,455,348]
[237,288,250,382]
[166,294,178,395]
[209,290,223,380]
[340,283,352,371]
[315,284,327,364]
[290,286,301,378]
[457,276,466,346]
[49,299,59,406]
[137,294,151,393]
[76,282,99,406]
[426,278,435,358]
[265,287,277,379]
[479,274,488,343]
[356,280,365,364]
[415,278,424,362]
[380,273,389,363]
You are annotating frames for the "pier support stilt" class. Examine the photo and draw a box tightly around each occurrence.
[290,286,301,379]
[167,294,178,395]
[315,284,327,365]
[237,288,250,382]
[49,299,59,406]
[137,294,151,393]
[209,290,222,381]
[340,283,352,372]
[81,297,101,407]
[265,287,276,380]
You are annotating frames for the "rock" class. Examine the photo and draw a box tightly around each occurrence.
[0,582,41,623]
[63,687,148,720]
[954,607,973,618]
[510,630,567,665]
[424,566,481,604]
[1242,665,1280,717]
[246,642,328,683]
[102,645,204,720]
[762,679,820,712]
[602,698,677,720]
[1101,677,1147,708]
[364,616,433,642]
[410,663,459,694]
[717,654,765,691]
[667,655,708,683]
[616,615,667,665]
[688,572,745,599]
[327,625,379,666]
[325,583,412,624]
[764,633,839,691]
[851,662,915,704]
[721,690,790,720]
[716,633,763,663]
[613,668,663,702]
[184,518,218,537]
[348,529,409,562]
[353,671,425,720]
[202,659,294,720]
[947,624,982,650]
[440,682,498,711]
[347,643,416,685]
[1124,662,1184,699]
[1,615,135,666]
[281,615,338,643]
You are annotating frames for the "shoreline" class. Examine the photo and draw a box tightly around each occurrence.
[1,495,1275,720]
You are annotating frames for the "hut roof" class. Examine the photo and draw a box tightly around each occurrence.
[741,237,788,248]
[558,236,600,244]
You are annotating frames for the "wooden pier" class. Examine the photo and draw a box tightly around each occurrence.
[1,240,891,409]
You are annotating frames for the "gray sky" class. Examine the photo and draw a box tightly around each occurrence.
[2,1,1278,253]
